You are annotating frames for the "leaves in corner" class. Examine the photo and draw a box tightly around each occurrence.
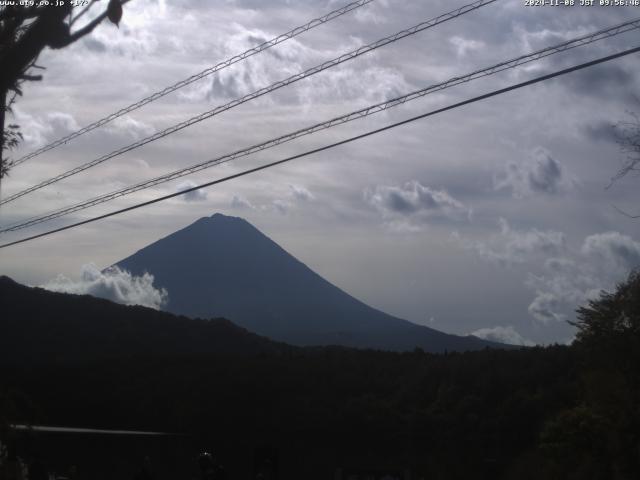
[107,0,123,27]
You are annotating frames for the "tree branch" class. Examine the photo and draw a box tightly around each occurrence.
[67,0,132,44]
[0,1,131,91]
[0,5,71,91]
[18,74,42,81]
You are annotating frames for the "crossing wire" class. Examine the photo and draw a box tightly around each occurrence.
[1,44,638,250]
[8,0,376,168]
[0,0,498,207]
[2,16,639,234]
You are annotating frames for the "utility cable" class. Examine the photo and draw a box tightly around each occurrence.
[0,0,497,206]
[2,16,638,234]
[8,0,376,167]
[1,44,638,250]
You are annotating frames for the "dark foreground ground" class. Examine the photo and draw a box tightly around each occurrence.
[2,274,640,479]
[1,342,629,480]
[5,428,418,480]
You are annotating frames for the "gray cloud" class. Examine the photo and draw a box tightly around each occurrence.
[584,120,619,144]
[42,264,168,310]
[528,155,563,194]
[366,181,470,229]
[494,148,573,198]
[544,257,577,274]
[83,37,107,53]
[471,325,535,346]
[564,64,634,98]
[272,199,290,215]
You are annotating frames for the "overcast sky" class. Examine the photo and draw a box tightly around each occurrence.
[1,0,640,345]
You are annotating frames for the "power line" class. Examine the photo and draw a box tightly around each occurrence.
[0,0,498,207]
[8,0,376,168]
[1,44,638,250]
[3,16,639,234]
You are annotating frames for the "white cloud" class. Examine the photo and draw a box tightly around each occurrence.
[229,185,313,214]
[524,232,640,323]
[457,218,566,266]
[524,265,600,325]
[87,10,161,59]
[456,220,640,324]
[527,292,566,324]
[526,232,640,318]
[42,264,168,310]
[581,232,640,273]
[180,17,414,107]
[450,36,485,56]
[183,25,307,103]
[230,194,256,210]
[471,325,535,346]
[353,0,390,24]
[297,64,412,106]
[106,116,155,140]
[177,181,208,202]
[288,184,314,202]
[12,108,80,147]
[47,112,81,133]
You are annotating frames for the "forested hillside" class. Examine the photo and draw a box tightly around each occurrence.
[1,273,639,479]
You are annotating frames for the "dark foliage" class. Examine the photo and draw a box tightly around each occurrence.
[548,271,640,480]
[0,1,129,177]
[0,275,638,479]
[0,276,289,366]
[573,270,640,358]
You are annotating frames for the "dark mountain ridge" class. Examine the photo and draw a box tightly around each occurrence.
[0,275,579,480]
[0,275,288,366]
[115,213,503,352]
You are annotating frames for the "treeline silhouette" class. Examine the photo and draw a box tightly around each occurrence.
[1,274,639,479]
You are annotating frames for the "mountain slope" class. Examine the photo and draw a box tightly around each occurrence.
[0,275,288,366]
[115,213,502,352]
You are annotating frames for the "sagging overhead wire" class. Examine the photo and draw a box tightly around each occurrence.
[0,0,498,207]
[1,44,639,250]
[3,16,639,235]
[8,0,376,168]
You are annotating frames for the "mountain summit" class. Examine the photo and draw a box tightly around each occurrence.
[115,213,500,352]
